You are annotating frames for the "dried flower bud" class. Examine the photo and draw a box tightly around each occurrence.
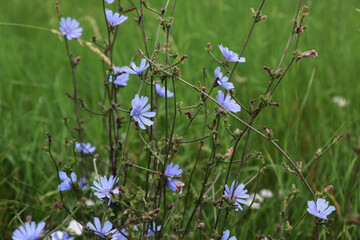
[138,48,144,56]
[224,147,234,158]
[161,8,166,15]
[302,6,309,16]
[125,160,132,168]
[263,126,273,138]
[323,185,333,193]
[73,56,81,66]
[118,185,125,193]
[168,203,175,210]
[198,222,205,228]
[180,55,188,62]
[301,50,318,58]
[176,182,185,193]
[123,208,131,215]
[53,201,62,210]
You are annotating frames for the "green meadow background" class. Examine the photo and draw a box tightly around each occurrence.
[1,0,359,238]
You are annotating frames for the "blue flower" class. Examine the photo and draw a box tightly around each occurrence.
[124,59,149,75]
[224,181,249,211]
[111,228,127,240]
[75,142,96,154]
[59,17,83,40]
[58,171,89,191]
[155,83,174,98]
[165,163,184,194]
[222,229,236,240]
[130,94,156,129]
[134,222,161,237]
[87,217,117,238]
[91,175,119,205]
[52,231,74,240]
[105,9,128,26]
[109,67,130,86]
[218,44,245,63]
[105,0,115,3]
[307,198,336,220]
[215,67,234,90]
[216,90,241,113]
[12,221,46,240]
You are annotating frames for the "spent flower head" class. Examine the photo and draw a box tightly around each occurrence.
[109,67,130,86]
[124,59,149,75]
[165,163,184,194]
[216,90,241,113]
[12,221,46,240]
[218,44,245,63]
[59,17,83,40]
[75,142,96,154]
[105,9,128,26]
[91,175,119,205]
[130,94,156,129]
[155,83,174,98]
[224,181,249,211]
[215,67,234,90]
[222,229,237,240]
[307,198,336,220]
[87,217,117,238]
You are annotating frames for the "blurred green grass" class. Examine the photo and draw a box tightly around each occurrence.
[1,0,359,238]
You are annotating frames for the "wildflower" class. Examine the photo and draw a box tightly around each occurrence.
[224,181,249,211]
[307,198,336,220]
[67,220,82,235]
[155,83,174,98]
[105,9,128,26]
[216,90,241,113]
[12,221,46,240]
[91,175,119,205]
[124,59,149,75]
[259,189,273,198]
[59,17,83,40]
[87,217,117,238]
[109,67,130,86]
[112,228,127,240]
[51,231,74,240]
[246,193,262,209]
[75,142,96,154]
[104,0,115,3]
[215,67,234,90]
[218,44,245,63]
[58,171,89,191]
[165,163,184,194]
[222,229,236,240]
[134,222,161,236]
[332,96,348,107]
[246,189,273,209]
[85,199,95,206]
[130,94,156,130]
